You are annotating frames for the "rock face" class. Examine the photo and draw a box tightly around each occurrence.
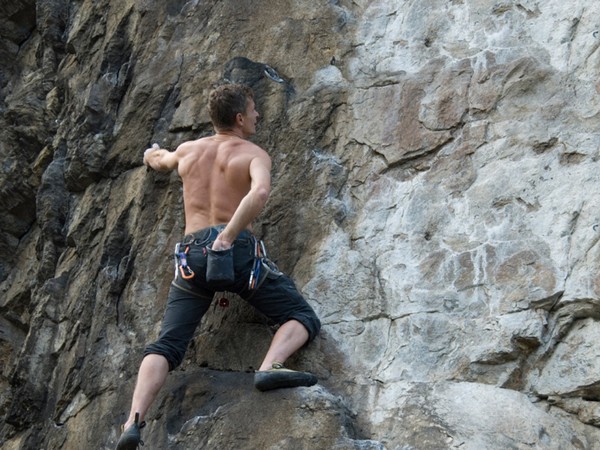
[1,0,600,448]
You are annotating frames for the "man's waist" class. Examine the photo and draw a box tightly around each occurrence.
[183,225,254,244]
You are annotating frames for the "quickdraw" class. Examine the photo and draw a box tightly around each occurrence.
[248,238,282,290]
[174,243,195,280]
[248,239,262,290]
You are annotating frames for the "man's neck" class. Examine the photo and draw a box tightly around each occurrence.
[215,129,245,139]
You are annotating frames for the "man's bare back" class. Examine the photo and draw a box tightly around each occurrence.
[142,91,270,250]
[143,134,271,248]
[176,136,271,234]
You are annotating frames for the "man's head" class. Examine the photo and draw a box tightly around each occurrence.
[209,83,257,133]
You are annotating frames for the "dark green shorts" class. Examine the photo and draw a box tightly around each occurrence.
[144,226,321,371]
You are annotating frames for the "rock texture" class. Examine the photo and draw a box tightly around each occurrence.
[2,0,600,449]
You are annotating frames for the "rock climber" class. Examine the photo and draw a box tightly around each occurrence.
[115,83,321,450]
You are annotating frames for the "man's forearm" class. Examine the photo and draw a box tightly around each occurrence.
[143,145,177,172]
[218,187,269,245]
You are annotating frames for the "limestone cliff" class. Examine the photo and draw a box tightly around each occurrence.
[2,1,600,449]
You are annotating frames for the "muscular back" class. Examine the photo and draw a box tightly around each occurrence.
[175,136,271,234]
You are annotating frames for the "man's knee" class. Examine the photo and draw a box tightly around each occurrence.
[290,313,321,343]
[144,342,186,372]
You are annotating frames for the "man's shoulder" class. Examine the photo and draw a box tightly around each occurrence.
[227,139,268,159]
[177,137,210,151]
[174,138,218,162]
[173,142,193,157]
[176,137,269,164]
[243,140,268,155]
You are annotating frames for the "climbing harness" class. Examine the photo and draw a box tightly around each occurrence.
[174,233,282,289]
[174,242,195,280]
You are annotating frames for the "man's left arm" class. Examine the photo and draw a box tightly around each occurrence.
[143,143,180,172]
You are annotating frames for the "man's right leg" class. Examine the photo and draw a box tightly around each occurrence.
[245,274,321,390]
[258,319,309,371]
[122,354,169,429]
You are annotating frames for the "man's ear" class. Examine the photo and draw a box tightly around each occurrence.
[235,112,244,126]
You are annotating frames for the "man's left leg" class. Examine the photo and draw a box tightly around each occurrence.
[116,281,213,447]
[122,354,170,429]
[116,354,169,449]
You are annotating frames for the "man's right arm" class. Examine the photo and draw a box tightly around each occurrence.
[212,153,272,250]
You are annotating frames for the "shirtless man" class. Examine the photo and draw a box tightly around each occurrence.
[115,84,321,450]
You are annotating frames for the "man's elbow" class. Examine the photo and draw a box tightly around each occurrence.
[154,163,173,172]
[255,186,270,207]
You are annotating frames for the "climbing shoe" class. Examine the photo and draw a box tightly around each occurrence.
[254,362,318,391]
[116,412,146,450]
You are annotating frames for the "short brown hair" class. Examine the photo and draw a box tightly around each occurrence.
[208,83,254,130]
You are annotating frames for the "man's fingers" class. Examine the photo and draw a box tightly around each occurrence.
[212,239,232,251]
[144,143,160,155]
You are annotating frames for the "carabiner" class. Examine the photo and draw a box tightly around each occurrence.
[178,245,195,279]
[179,265,195,279]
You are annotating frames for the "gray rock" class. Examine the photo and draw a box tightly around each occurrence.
[2,0,600,449]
